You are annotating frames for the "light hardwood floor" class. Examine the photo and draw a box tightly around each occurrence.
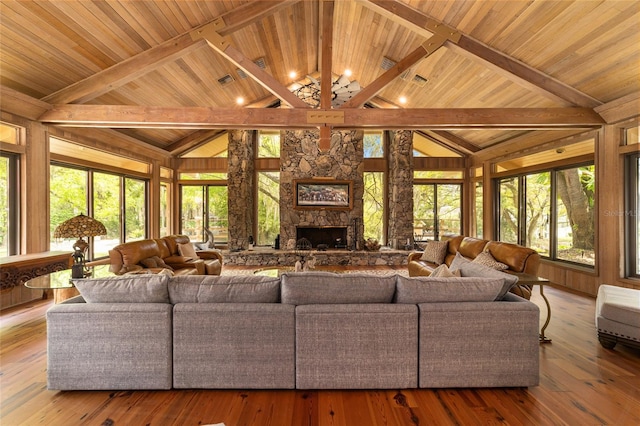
[1,270,639,426]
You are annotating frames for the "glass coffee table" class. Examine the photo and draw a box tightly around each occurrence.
[24,264,112,303]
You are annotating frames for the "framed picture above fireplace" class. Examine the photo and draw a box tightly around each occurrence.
[294,179,353,210]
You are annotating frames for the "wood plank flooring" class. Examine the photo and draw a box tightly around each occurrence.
[1,269,639,426]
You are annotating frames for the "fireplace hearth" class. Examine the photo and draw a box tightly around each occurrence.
[296,226,348,249]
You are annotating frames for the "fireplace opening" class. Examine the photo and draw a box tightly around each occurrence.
[296,226,348,249]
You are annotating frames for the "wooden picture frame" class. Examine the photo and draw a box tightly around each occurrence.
[294,179,353,210]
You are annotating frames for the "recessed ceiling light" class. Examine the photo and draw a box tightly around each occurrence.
[289,71,297,79]
[344,69,352,77]
[236,97,245,105]
[399,96,407,104]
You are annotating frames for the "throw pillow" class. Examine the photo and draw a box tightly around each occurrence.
[140,256,173,271]
[73,275,170,303]
[419,240,449,265]
[473,251,509,271]
[450,252,518,300]
[154,256,173,270]
[177,242,198,260]
[117,264,143,275]
[140,257,159,268]
[430,264,461,278]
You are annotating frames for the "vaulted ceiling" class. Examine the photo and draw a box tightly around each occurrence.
[1,0,638,158]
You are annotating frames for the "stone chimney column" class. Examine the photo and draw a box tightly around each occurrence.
[387,130,414,249]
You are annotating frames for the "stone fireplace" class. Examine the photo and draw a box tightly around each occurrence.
[226,129,414,252]
[279,129,365,250]
[296,226,348,249]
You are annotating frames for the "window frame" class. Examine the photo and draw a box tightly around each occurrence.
[412,181,463,242]
[625,151,640,278]
[50,162,149,259]
[495,161,595,268]
[0,152,20,256]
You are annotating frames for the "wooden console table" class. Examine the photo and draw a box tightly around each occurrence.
[0,252,72,303]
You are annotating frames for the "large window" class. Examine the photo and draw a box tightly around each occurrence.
[413,183,462,241]
[626,152,640,277]
[363,132,385,243]
[256,131,281,246]
[497,164,594,266]
[257,171,280,246]
[180,184,228,245]
[50,164,148,259]
[364,132,383,158]
[0,153,19,256]
[363,172,384,241]
[257,131,280,157]
[474,181,483,239]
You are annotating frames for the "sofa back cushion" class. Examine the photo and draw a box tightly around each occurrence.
[111,239,162,268]
[154,238,172,259]
[72,274,170,303]
[162,235,191,256]
[280,272,396,305]
[457,237,489,259]
[169,275,280,303]
[484,241,540,274]
[395,275,507,303]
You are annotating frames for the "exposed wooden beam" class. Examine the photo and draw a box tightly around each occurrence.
[594,92,640,124]
[449,37,602,108]
[318,1,335,151]
[471,129,597,164]
[362,0,601,108]
[215,1,300,36]
[341,34,447,109]
[40,1,297,105]
[319,1,335,111]
[0,85,50,120]
[192,22,309,109]
[166,129,227,156]
[41,37,206,105]
[424,130,481,154]
[39,104,605,129]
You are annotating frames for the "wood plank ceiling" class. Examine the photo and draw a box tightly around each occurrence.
[0,0,638,157]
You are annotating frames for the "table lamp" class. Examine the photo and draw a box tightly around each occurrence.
[53,213,107,261]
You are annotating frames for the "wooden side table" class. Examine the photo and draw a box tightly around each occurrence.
[514,273,552,344]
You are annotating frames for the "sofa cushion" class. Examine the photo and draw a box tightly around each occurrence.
[484,241,540,274]
[177,242,198,260]
[281,272,397,305]
[450,252,519,299]
[458,237,489,259]
[72,275,170,303]
[420,240,448,265]
[472,251,509,271]
[113,239,162,267]
[395,275,508,303]
[430,264,461,278]
[140,255,173,270]
[169,275,280,303]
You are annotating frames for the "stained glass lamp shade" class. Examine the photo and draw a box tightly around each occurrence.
[53,213,107,259]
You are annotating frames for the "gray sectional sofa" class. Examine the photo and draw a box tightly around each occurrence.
[46,271,540,391]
